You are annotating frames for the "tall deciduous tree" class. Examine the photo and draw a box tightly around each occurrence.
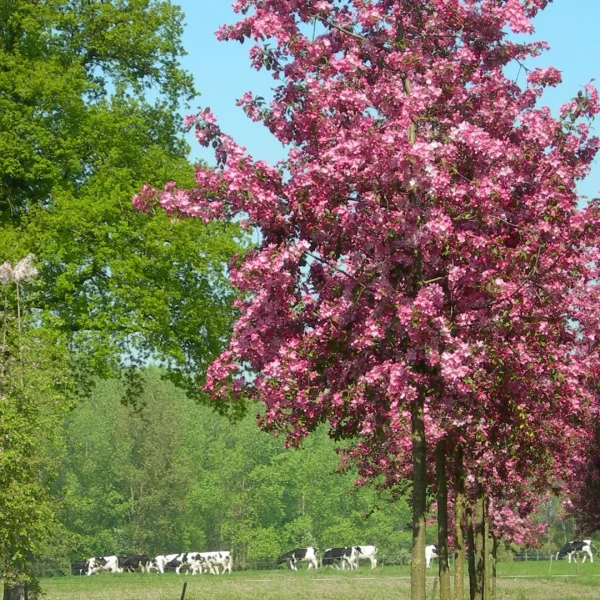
[1,0,244,395]
[1,0,244,593]
[136,2,600,599]
[1,257,73,599]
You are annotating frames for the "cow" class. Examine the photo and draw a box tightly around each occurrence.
[556,540,593,563]
[168,551,232,575]
[321,547,357,570]
[425,545,439,569]
[152,554,181,574]
[165,553,193,575]
[84,555,121,575]
[71,561,87,576]
[118,554,152,573]
[352,545,378,569]
[186,554,210,575]
[150,551,232,575]
[277,547,319,570]
[201,551,233,575]
[172,553,211,575]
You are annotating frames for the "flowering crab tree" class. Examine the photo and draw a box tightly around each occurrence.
[135,1,600,598]
[566,408,600,535]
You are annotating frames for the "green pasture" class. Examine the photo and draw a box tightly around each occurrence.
[34,561,599,600]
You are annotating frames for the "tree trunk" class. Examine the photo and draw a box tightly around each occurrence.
[3,583,23,600]
[436,438,451,600]
[473,478,486,600]
[454,445,466,600]
[490,534,498,600]
[466,504,476,600]
[485,502,491,600]
[411,394,427,600]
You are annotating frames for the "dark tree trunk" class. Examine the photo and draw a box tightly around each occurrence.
[454,445,466,600]
[467,504,476,600]
[411,394,427,600]
[3,581,37,600]
[490,533,498,600]
[2,552,38,600]
[473,478,486,600]
[436,438,451,600]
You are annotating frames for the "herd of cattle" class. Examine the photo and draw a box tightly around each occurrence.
[71,546,380,576]
[72,551,233,576]
[71,539,595,576]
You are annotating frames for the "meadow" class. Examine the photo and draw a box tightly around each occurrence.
[37,561,600,600]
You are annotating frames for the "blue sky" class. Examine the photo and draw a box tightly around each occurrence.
[177,1,600,199]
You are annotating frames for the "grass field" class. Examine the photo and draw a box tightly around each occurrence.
[35,561,600,600]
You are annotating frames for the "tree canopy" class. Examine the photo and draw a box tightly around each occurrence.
[0,0,245,392]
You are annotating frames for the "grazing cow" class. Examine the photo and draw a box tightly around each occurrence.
[203,551,233,575]
[556,540,593,563]
[152,554,181,574]
[277,547,319,570]
[352,545,378,569]
[171,551,232,575]
[165,553,193,575]
[186,554,209,575]
[174,553,212,575]
[151,551,232,575]
[85,555,121,575]
[118,554,152,573]
[321,547,357,570]
[71,561,87,576]
[425,545,439,569]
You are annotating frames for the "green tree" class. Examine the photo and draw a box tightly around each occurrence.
[0,0,245,395]
[0,257,73,598]
[55,374,202,557]
[0,0,244,590]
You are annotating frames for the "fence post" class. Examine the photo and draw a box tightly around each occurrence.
[180,581,187,600]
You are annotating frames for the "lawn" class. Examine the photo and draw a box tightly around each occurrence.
[36,561,599,600]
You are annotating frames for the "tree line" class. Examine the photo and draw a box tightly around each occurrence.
[39,369,593,576]
[44,370,412,573]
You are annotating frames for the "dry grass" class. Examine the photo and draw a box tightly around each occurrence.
[36,562,600,600]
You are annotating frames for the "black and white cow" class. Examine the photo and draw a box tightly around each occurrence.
[352,545,378,569]
[171,553,206,575]
[71,561,87,576]
[201,551,233,575]
[152,554,181,574]
[556,540,593,563]
[165,553,193,575]
[321,547,357,570]
[277,547,319,570]
[84,555,121,575]
[118,554,152,573]
[425,545,439,569]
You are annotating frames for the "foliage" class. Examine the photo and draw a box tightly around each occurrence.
[52,370,412,564]
[0,1,244,592]
[0,1,245,396]
[0,260,74,591]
